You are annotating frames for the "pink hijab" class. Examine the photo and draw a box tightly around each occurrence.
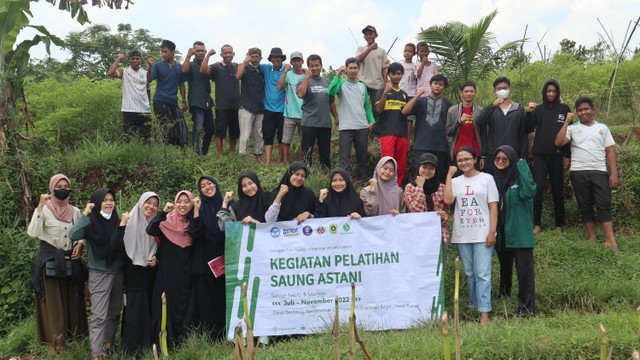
[45,174,74,223]
[159,190,194,248]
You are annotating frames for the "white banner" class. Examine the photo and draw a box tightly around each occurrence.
[224,212,444,339]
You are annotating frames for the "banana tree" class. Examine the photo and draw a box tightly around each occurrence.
[418,9,525,102]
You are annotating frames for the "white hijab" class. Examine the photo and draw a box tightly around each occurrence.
[123,192,159,266]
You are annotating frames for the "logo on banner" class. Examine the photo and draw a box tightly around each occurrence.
[341,223,351,234]
[283,227,299,237]
[302,226,313,236]
[270,227,280,238]
[316,225,326,235]
[329,224,338,234]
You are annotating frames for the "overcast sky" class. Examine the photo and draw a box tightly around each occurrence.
[22,0,640,68]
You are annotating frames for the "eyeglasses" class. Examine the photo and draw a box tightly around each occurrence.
[456,158,474,163]
[494,157,510,163]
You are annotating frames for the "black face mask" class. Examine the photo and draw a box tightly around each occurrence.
[53,189,71,200]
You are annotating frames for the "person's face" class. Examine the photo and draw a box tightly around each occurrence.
[545,84,558,103]
[378,161,396,182]
[417,46,429,60]
[346,63,359,80]
[494,82,510,94]
[289,169,307,188]
[270,56,283,69]
[291,58,303,71]
[460,86,476,103]
[363,30,377,45]
[221,46,235,64]
[129,56,142,70]
[308,60,322,77]
[403,46,415,61]
[430,80,445,96]
[142,196,159,217]
[389,70,403,85]
[200,179,217,198]
[193,44,206,61]
[576,102,595,123]
[161,47,175,62]
[456,151,476,173]
[241,177,258,197]
[54,179,70,191]
[101,193,115,214]
[175,194,193,217]
[331,173,347,193]
[494,151,510,170]
[419,163,436,180]
[249,53,262,66]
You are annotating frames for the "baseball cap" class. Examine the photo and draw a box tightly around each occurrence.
[362,25,377,34]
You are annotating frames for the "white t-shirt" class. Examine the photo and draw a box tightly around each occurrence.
[356,46,387,90]
[566,121,615,172]
[399,61,417,97]
[451,172,499,244]
[120,66,150,113]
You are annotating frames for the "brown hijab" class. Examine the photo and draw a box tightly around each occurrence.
[45,174,74,223]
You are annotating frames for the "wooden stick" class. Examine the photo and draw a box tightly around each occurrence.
[160,292,168,359]
[348,283,356,360]
[234,322,245,360]
[333,296,340,360]
[442,311,451,360]
[599,323,607,360]
[631,348,639,360]
[454,257,461,360]
[242,282,256,360]
[152,344,159,360]
[636,306,640,342]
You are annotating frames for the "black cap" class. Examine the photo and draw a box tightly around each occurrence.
[268,47,286,62]
[417,153,438,167]
[362,25,377,34]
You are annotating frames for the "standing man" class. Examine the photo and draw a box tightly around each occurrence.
[402,74,453,184]
[200,44,240,157]
[235,47,265,162]
[261,47,287,164]
[528,79,572,234]
[182,41,214,155]
[277,51,305,163]
[107,49,151,139]
[328,57,375,182]
[476,77,528,173]
[555,97,619,252]
[446,81,485,169]
[296,54,338,170]
[355,25,387,114]
[147,39,187,144]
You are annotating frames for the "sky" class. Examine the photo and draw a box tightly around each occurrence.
[22,0,640,68]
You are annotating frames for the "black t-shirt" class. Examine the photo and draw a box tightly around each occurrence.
[374,88,409,137]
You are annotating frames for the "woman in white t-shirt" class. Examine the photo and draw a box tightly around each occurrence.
[444,146,498,324]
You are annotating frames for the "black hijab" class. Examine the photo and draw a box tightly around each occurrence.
[231,171,269,222]
[198,176,224,244]
[411,153,441,211]
[84,188,121,266]
[325,168,366,217]
[493,145,520,226]
[270,162,316,221]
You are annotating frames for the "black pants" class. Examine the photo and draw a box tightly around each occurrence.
[123,112,151,139]
[339,129,369,181]
[532,155,566,227]
[569,170,613,223]
[301,126,331,170]
[497,248,535,315]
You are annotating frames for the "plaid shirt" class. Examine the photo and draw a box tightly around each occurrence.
[404,182,450,243]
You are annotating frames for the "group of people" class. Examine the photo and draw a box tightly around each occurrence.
[32,24,621,358]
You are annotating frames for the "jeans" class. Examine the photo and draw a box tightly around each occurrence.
[339,128,369,181]
[457,242,493,312]
[191,107,214,155]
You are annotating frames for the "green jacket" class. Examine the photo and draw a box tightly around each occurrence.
[497,160,536,249]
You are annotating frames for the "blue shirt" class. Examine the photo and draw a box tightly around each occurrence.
[260,64,285,112]
[152,60,186,106]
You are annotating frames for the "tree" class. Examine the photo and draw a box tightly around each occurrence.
[63,23,163,78]
[417,9,524,101]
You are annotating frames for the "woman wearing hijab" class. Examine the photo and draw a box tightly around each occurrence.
[116,192,160,355]
[147,190,202,349]
[27,174,88,356]
[315,168,365,219]
[266,161,317,223]
[492,145,537,315]
[360,156,406,216]
[68,188,124,360]
[218,170,269,229]
[404,153,450,265]
[187,176,226,340]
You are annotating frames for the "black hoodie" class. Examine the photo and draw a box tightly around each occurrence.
[528,79,572,156]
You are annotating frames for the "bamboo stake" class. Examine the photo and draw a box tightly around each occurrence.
[242,282,256,360]
[348,283,356,360]
[632,348,639,360]
[351,283,372,360]
[234,322,245,360]
[636,306,640,342]
[159,292,168,359]
[454,257,461,360]
[442,311,451,360]
[333,296,340,360]
[152,344,159,360]
[599,323,607,360]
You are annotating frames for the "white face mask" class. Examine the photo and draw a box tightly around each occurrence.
[496,89,510,99]
[100,210,112,220]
